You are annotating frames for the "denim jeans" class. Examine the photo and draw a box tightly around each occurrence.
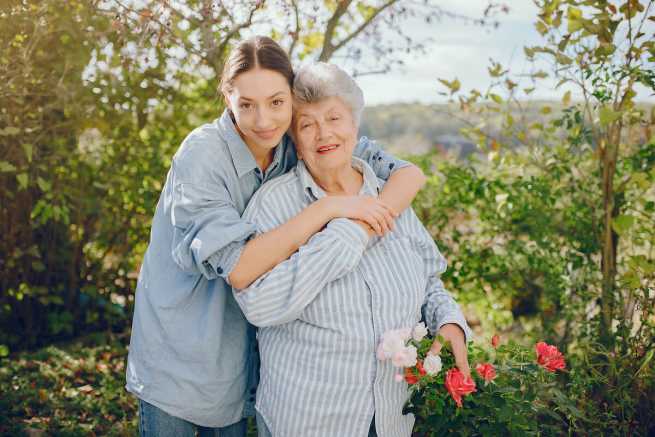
[139,399,247,437]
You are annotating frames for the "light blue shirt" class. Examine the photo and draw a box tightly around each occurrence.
[125,109,412,427]
[234,158,472,437]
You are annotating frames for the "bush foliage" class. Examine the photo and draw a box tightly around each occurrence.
[1,0,654,435]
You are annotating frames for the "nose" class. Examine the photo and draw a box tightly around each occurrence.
[254,106,273,129]
[316,120,330,141]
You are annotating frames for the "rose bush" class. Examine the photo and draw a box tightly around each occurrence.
[379,325,574,436]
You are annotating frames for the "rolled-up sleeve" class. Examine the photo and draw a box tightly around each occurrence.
[406,211,473,342]
[234,218,369,327]
[169,162,257,281]
[353,136,411,181]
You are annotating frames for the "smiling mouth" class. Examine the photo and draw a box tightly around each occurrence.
[254,128,278,139]
[316,144,339,154]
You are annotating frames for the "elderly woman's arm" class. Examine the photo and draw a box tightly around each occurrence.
[405,209,473,375]
[233,218,367,327]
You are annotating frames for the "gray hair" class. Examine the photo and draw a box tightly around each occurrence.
[292,62,365,126]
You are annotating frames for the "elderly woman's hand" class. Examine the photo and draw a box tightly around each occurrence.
[428,323,471,378]
[326,195,398,236]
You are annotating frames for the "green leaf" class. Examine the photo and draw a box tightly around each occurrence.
[567,7,583,33]
[0,126,20,136]
[0,161,16,172]
[22,143,33,162]
[562,90,572,105]
[524,46,535,59]
[438,78,461,94]
[556,53,573,65]
[612,214,635,235]
[599,105,622,126]
[0,344,8,357]
[489,94,503,104]
[16,173,29,190]
[535,20,548,35]
[634,349,654,379]
[37,177,51,192]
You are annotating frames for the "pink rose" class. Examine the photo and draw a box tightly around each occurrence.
[391,345,417,368]
[377,328,413,361]
[535,341,566,372]
[475,363,497,382]
[444,368,477,408]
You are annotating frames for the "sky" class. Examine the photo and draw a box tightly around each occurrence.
[345,1,655,105]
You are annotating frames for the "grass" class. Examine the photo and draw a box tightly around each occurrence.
[1,331,137,436]
[0,331,257,437]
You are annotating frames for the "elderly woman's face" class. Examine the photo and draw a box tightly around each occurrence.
[293,96,358,173]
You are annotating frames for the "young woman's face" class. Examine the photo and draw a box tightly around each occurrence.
[223,68,292,153]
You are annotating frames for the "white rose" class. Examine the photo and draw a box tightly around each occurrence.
[412,322,428,342]
[392,345,418,368]
[377,330,406,361]
[423,354,443,375]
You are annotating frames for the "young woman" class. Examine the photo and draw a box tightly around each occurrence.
[125,36,426,437]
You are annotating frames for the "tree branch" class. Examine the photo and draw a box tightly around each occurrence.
[287,0,301,58]
[317,0,354,62]
[328,0,399,59]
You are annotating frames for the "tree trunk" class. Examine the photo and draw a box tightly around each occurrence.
[599,128,621,348]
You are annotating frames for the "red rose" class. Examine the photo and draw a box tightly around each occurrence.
[444,368,477,408]
[404,367,419,385]
[475,363,497,382]
[416,360,427,376]
[535,341,566,372]
[491,334,500,348]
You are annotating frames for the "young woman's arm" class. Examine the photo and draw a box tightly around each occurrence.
[228,195,391,289]
[229,165,426,290]
[353,136,427,221]
[378,165,427,217]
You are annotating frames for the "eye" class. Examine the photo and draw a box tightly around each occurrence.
[239,102,252,110]
[330,115,340,121]
[272,99,284,107]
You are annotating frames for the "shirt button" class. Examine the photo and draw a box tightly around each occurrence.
[250,388,256,395]
[216,266,223,274]
[249,396,255,402]
[388,163,395,170]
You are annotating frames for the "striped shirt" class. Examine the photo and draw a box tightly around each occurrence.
[234,157,472,437]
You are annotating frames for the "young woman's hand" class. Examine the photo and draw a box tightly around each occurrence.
[324,195,398,236]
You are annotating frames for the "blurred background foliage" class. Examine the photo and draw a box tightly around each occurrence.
[1,0,654,435]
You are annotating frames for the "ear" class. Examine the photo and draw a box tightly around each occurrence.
[222,91,232,112]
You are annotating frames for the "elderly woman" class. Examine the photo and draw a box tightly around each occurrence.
[234,63,472,437]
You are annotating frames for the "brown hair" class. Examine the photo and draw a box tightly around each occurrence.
[219,36,294,94]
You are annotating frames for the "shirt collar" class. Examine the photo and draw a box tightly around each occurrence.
[217,109,288,179]
[297,156,381,201]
